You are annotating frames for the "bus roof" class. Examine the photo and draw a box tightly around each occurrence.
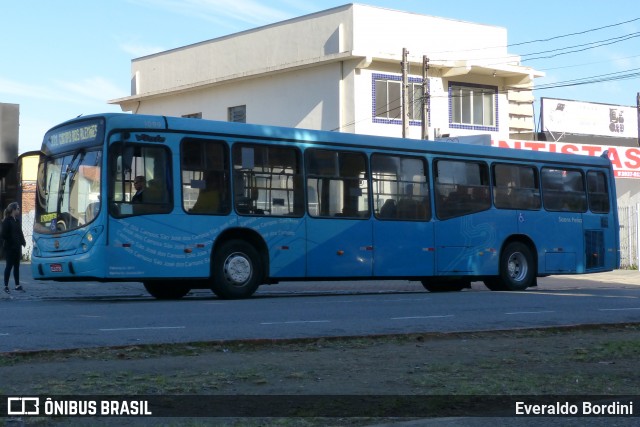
[59,113,613,169]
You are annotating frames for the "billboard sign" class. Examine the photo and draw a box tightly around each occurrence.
[541,98,637,139]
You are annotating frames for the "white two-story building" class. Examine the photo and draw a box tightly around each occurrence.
[110,3,542,142]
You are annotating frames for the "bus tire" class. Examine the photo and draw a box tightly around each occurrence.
[144,281,190,300]
[211,240,262,299]
[497,242,535,291]
[483,277,506,291]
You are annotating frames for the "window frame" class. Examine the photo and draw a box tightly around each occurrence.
[228,105,246,123]
[232,142,304,217]
[372,73,428,126]
[492,163,541,211]
[305,148,370,219]
[371,153,430,221]
[181,138,231,215]
[586,170,610,214]
[108,142,173,218]
[541,167,587,213]
[434,158,491,220]
[448,82,498,132]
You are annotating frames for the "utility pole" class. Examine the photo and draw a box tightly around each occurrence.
[422,56,429,140]
[637,92,639,148]
[401,48,409,138]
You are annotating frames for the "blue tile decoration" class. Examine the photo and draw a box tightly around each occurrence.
[372,73,430,128]
[448,81,499,132]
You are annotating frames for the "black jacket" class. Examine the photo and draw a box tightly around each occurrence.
[2,216,26,252]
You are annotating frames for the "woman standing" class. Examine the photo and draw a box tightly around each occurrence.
[2,202,26,294]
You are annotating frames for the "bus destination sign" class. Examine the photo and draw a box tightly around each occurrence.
[45,119,104,152]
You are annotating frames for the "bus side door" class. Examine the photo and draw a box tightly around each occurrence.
[371,153,434,277]
[305,149,373,277]
[433,159,496,275]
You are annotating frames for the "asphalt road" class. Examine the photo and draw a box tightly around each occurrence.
[1,265,639,353]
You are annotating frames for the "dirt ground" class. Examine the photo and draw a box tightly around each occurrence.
[1,323,639,426]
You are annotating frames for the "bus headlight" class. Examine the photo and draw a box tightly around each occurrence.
[32,239,41,257]
[79,226,103,253]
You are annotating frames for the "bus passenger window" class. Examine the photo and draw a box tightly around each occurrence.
[232,143,303,217]
[434,159,490,219]
[372,154,429,221]
[541,168,587,212]
[181,138,230,215]
[587,171,610,214]
[306,149,369,219]
[109,143,173,217]
[492,164,540,210]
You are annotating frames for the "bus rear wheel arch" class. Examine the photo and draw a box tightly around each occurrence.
[211,239,263,299]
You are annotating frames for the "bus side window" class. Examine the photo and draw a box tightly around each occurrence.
[181,138,230,215]
[587,170,610,214]
[306,149,369,219]
[232,143,303,217]
[372,153,429,221]
[542,167,587,212]
[109,143,173,217]
[435,159,489,219]
[492,164,540,210]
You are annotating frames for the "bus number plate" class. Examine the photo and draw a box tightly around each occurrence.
[50,264,63,273]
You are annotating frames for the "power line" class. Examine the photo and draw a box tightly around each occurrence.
[424,17,640,55]
[536,53,640,71]
[521,32,640,62]
[428,31,640,67]
[509,17,640,47]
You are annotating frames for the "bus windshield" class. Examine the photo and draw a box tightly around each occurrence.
[35,149,102,234]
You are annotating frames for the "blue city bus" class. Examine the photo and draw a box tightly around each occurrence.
[26,113,620,299]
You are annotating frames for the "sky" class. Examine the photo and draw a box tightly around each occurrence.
[1,0,639,154]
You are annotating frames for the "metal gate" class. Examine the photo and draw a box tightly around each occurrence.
[619,204,639,270]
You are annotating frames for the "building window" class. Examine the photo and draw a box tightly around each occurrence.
[449,82,497,131]
[372,74,426,125]
[228,105,246,123]
[182,113,202,119]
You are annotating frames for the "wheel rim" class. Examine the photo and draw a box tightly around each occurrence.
[223,252,252,286]
[507,251,528,282]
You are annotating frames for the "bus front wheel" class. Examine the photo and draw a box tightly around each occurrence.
[495,242,536,291]
[211,240,263,299]
[144,281,191,300]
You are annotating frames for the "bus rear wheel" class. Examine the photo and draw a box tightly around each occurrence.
[211,240,263,299]
[144,281,191,300]
[494,242,536,291]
